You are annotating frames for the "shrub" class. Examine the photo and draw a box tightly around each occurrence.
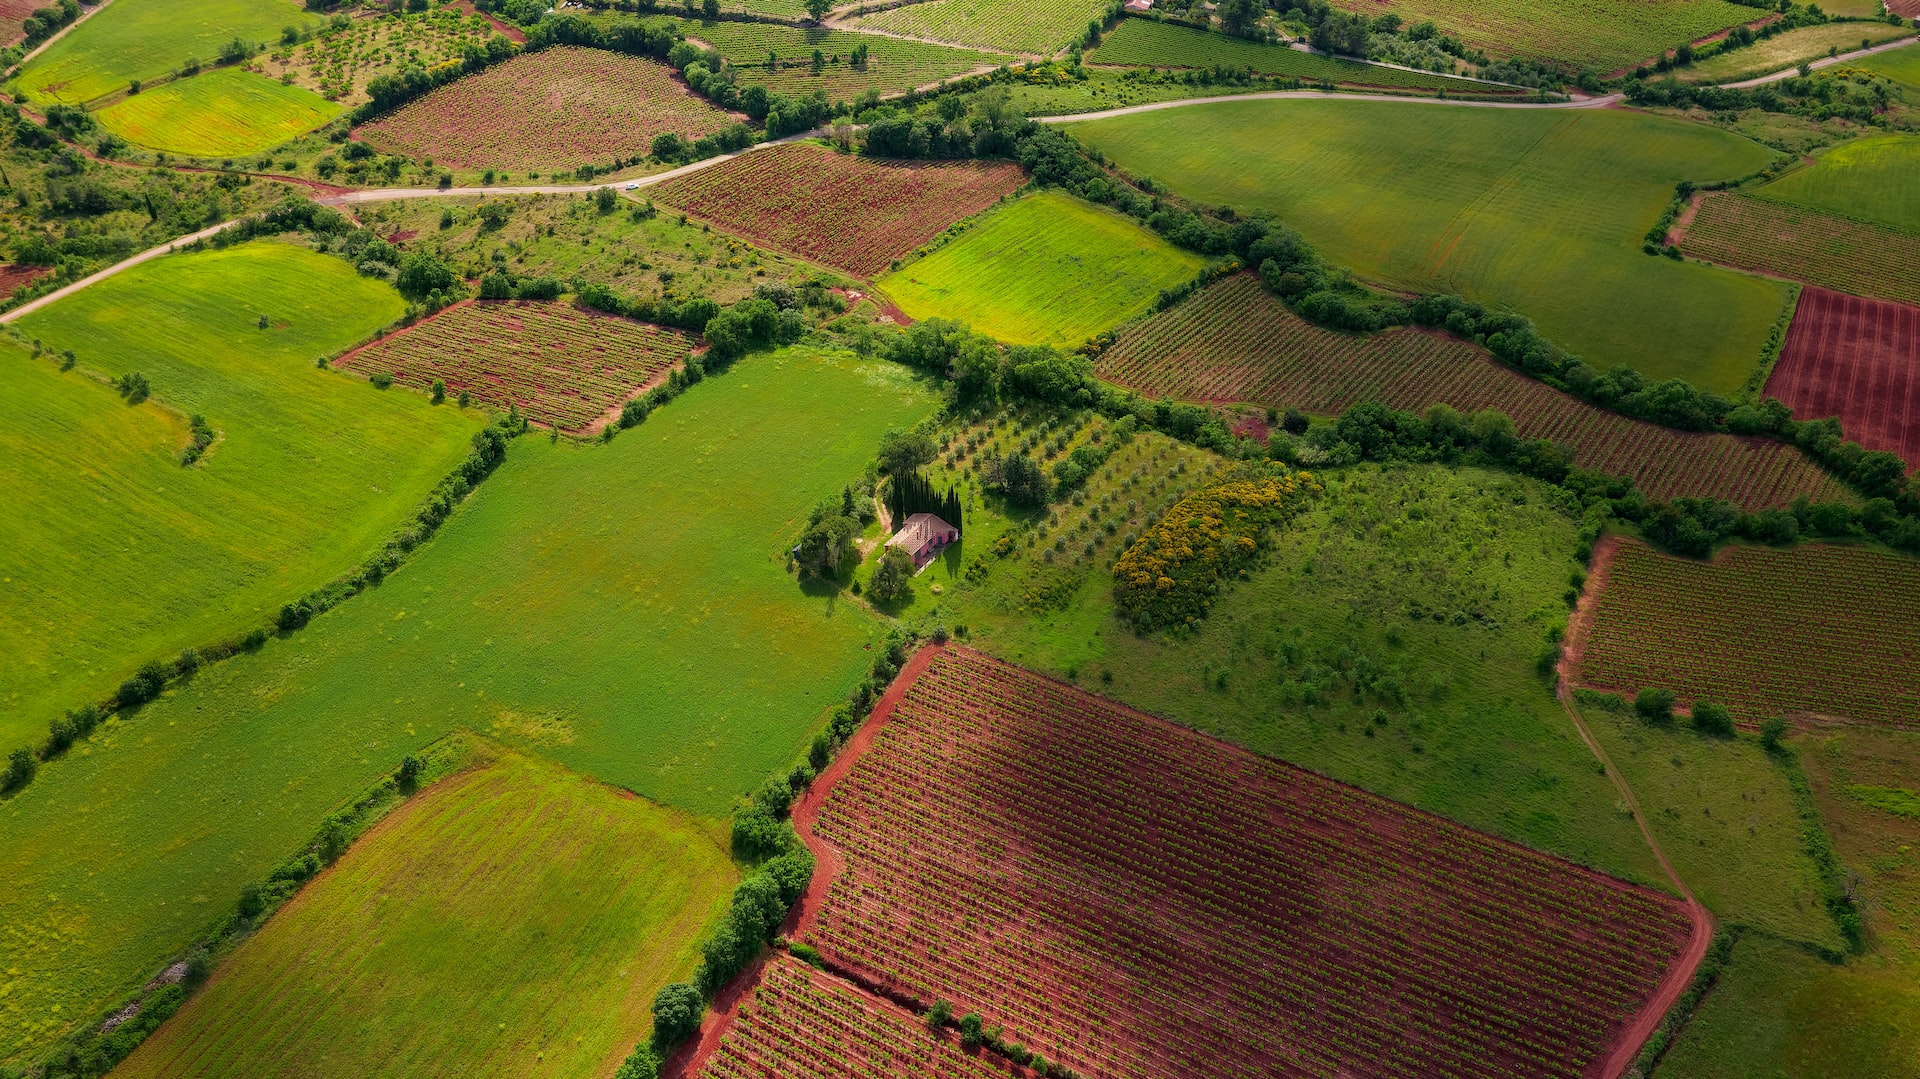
[117,660,172,708]
[1761,715,1789,752]
[730,801,788,861]
[650,982,703,1049]
[1634,687,1677,725]
[1113,472,1317,630]
[1691,700,1735,737]
[2,747,37,793]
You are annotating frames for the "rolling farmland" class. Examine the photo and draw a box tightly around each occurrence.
[1753,133,1920,235]
[695,955,1007,1079]
[1576,538,1920,727]
[356,47,735,172]
[1089,19,1520,94]
[677,20,1015,98]
[1767,287,1920,469]
[796,646,1698,1079]
[1322,0,1758,71]
[873,190,1208,346]
[96,68,343,157]
[842,0,1109,55]
[338,300,694,431]
[1099,275,1845,508]
[649,142,1028,277]
[1681,193,1920,307]
[14,0,326,105]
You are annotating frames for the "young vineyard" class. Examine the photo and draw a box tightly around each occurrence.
[1575,538,1920,729]
[1681,193,1920,308]
[1098,274,1845,508]
[356,47,735,172]
[794,646,1698,1079]
[1768,286,1920,468]
[336,300,693,430]
[693,955,1006,1079]
[648,143,1027,277]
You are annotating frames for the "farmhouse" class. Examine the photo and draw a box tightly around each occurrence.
[887,512,959,568]
[1124,0,1154,10]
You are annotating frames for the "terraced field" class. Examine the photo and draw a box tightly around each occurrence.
[338,300,695,431]
[1576,537,1920,727]
[679,19,1016,97]
[1098,275,1845,508]
[650,142,1028,276]
[1681,192,1920,307]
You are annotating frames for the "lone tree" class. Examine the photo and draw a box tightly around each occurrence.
[651,982,704,1049]
[867,545,915,604]
[806,0,831,21]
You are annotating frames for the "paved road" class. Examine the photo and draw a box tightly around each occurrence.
[1720,33,1918,87]
[0,218,244,324]
[1037,88,1620,123]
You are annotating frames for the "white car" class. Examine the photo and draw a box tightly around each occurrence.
[624,182,640,190]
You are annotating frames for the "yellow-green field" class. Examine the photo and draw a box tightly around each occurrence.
[1,241,476,753]
[1678,24,1914,84]
[113,748,734,1079]
[1753,132,1920,234]
[14,0,326,105]
[874,191,1209,347]
[1068,98,1791,393]
[97,67,342,157]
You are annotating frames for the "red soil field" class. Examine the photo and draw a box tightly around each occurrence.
[1768,286,1920,468]
[356,47,735,172]
[0,262,50,296]
[336,299,693,430]
[648,142,1027,277]
[1099,274,1846,509]
[1681,193,1920,308]
[691,955,1014,1079]
[1574,537,1920,729]
[791,645,1698,1079]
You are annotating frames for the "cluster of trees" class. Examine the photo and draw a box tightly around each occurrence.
[1625,71,1900,121]
[862,85,1027,159]
[794,483,876,578]
[358,28,517,120]
[1638,0,1831,76]
[20,0,81,48]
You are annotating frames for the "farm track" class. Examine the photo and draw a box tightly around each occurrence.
[1718,33,1920,87]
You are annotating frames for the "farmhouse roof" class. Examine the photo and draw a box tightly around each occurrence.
[888,512,958,550]
[1124,0,1153,10]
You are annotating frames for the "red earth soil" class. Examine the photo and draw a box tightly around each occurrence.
[0,263,50,295]
[1767,286,1920,469]
[788,645,1697,1079]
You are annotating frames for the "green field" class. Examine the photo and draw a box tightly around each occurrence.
[874,191,1208,347]
[1089,19,1513,94]
[96,67,342,157]
[1324,0,1759,71]
[113,749,735,1079]
[1678,23,1915,84]
[1753,133,1920,234]
[1069,99,1790,393]
[0,241,475,753]
[1583,704,1839,949]
[0,346,930,1065]
[844,0,1109,56]
[14,0,327,106]
[674,18,1015,98]
[1855,40,1920,94]
[906,450,1667,886]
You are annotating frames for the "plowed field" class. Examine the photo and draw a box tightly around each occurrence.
[793,645,1698,1079]
[1576,538,1920,728]
[1768,286,1920,468]
[337,300,693,430]
[1682,192,1920,307]
[1099,275,1845,508]
[649,142,1027,277]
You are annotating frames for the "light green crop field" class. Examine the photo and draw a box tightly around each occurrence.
[1753,133,1920,234]
[96,67,342,158]
[874,191,1208,347]
[1678,24,1914,84]
[14,0,327,106]
[1069,99,1790,393]
[0,347,932,1065]
[844,0,1109,56]
[113,749,735,1079]
[0,241,475,754]
[1582,705,1839,949]
[671,18,1015,98]
[915,454,1667,888]
[1089,19,1513,94]
[1856,40,1920,94]
[1324,0,1758,71]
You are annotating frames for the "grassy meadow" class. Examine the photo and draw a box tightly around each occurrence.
[113,749,735,1079]
[1754,133,1920,234]
[874,191,1209,347]
[1321,0,1758,71]
[1088,19,1506,93]
[1068,99,1791,393]
[96,67,342,157]
[1856,41,1920,95]
[14,0,326,105]
[0,346,932,1065]
[898,448,1667,887]
[843,0,1109,55]
[1677,23,1915,84]
[0,241,475,752]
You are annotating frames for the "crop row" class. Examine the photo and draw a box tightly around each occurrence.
[679,19,1014,98]
[844,0,1109,56]
[356,47,734,172]
[338,300,692,429]
[1098,273,1846,509]
[650,142,1027,277]
[1579,537,1920,727]
[1768,285,1920,468]
[697,955,1005,1079]
[802,646,1694,1079]
[1682,193,1920,308]
[1089,20,1513,93]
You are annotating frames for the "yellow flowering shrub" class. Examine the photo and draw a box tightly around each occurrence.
[1112,470,1319,630]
